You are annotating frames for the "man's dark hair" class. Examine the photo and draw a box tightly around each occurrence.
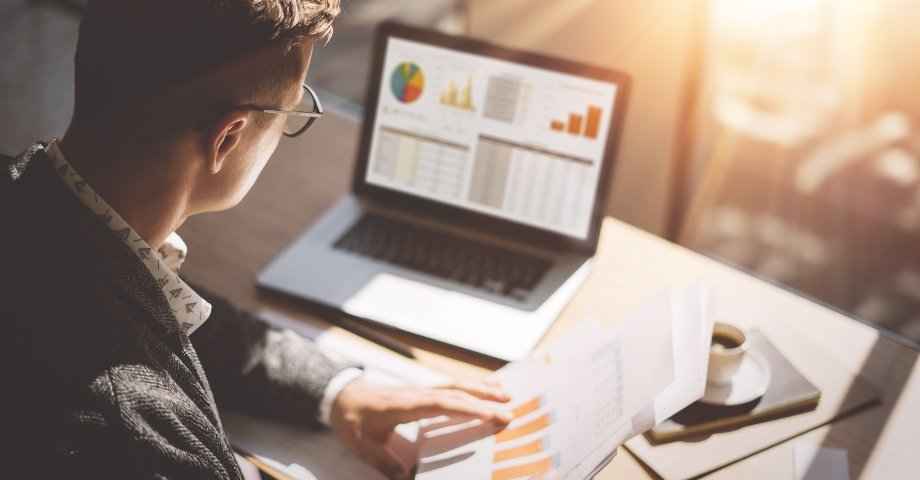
[73,0,340,123]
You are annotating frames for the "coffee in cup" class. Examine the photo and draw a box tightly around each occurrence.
[707,322,748,385]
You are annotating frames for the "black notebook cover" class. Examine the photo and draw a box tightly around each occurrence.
[647,329,821,443]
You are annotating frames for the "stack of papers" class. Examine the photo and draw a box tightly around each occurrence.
[415,283,714,479]
[223,283,713,479]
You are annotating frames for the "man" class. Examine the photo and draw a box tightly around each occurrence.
[0,1,512,479]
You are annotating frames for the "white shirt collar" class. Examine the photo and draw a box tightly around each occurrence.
[45,140,212,335]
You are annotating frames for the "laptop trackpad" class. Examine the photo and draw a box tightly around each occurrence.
[342,272,552,360]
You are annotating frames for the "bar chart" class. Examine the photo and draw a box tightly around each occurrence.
[439,75,475,111]
[493,435,551,463]
[492,453,560,480]
[549,105,603,139]
[494,411,555,444]
[490,395,560,480]
[415,297,686,480]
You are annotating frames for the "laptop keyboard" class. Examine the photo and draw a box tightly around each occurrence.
[333,214,552,299]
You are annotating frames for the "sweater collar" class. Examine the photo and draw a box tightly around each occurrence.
[43,140,212,336]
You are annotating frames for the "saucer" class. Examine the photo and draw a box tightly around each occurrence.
[700,350,772,406]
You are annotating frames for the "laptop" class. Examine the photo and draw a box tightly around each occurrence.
[257,22,630,361]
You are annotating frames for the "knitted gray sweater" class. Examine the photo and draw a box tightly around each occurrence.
[1,144,348,479]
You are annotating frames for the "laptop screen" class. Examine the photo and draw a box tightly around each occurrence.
[364,37,621,240]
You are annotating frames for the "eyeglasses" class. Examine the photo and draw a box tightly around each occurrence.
[249,84,324,137]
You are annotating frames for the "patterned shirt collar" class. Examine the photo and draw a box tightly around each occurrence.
[44,140,211,335]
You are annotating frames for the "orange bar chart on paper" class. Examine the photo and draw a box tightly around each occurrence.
[510,395,545,419]
[492,453,561,480]
[415,285,714,480]
[494,435,552,463]
[494,410,556,444]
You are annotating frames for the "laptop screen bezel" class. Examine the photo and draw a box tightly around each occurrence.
[352,21,631,255]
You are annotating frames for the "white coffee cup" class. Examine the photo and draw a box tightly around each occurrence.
[707,322,748,385]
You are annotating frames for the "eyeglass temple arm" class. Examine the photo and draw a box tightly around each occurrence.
[260,109,323,118]
[303,84,324,114]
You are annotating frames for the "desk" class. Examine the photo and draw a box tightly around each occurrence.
[178,111,920,479]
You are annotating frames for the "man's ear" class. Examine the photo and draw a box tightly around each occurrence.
[205,111,249,175]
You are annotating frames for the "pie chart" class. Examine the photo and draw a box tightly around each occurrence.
[390,61,425,104]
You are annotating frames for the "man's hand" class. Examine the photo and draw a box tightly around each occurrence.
[330,379,513,480]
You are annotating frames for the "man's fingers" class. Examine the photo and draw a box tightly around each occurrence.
[438,379,511,403]
[389,393,513,426]
[484,378,504,389]
[358,441,412,480]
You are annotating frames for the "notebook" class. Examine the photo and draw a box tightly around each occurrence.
[625,322,880,480]
[647,330,820,443]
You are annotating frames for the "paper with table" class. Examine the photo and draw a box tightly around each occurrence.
[414,283,714,479]
[222,282,713,479]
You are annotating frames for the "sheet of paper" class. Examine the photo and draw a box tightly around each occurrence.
[643,282,715,430]
[220,309,448,480]
[415,284,714,480]
[793,444,850,480]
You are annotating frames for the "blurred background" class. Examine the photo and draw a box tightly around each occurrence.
[2,0,918,348]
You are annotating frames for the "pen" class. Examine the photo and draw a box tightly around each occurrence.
[235,447,294,480]
[334,314,417,359]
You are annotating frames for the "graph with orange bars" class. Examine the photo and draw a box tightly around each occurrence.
[494,411,554,443]
[509,395,545,419]
[549,105,603,139]
[494,435,551,463]
[491,395,558,480]
[491,453,560,480]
